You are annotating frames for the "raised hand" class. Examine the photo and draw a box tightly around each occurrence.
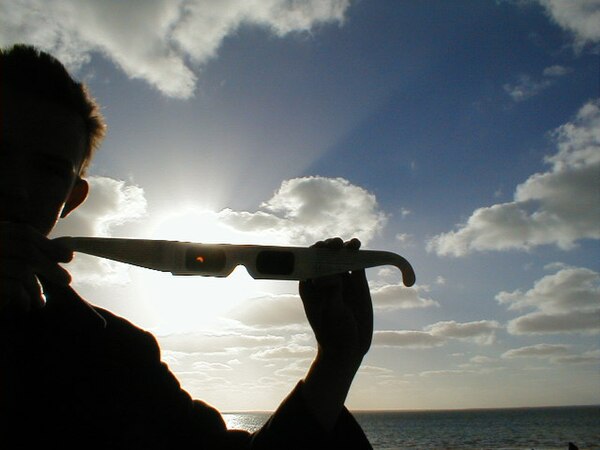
[299,237,374,431]
[0,222,73,313]
[299,237,373,364]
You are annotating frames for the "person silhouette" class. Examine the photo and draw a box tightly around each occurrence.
[0,44,373,449]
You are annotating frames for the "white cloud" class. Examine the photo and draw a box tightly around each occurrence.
[376,267,397,279]
[228,281,439,330]
[497,266,600,335]
[274,358,313,379]
[0,0,350,98]
[53,176,147,237]
[501,343,570,359]
[357,365,395,377]
[507,310,600,335]
[371,284,439,310]
[50,176,147,285]
[418,369,478,377]
[553,349,600,365]
[395,233,414,246]
[220,176,388,246]
[497,267,600,313]
[542,65,573,77]
[157,332,285,354]
[373,330,446,348]
[536,0,600,49]
[500,343,600,364]
[503,74,553,102]
[503,65,571,102]
[426,320,502,345]
[543,261,570,271]
[251,344,315,360]
[469,355,497,365]
[191,361,233,371]
[373,319,502,349]
[226,294,308,329]
[427,99,600,256]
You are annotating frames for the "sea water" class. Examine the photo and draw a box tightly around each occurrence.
[222,405,599,449]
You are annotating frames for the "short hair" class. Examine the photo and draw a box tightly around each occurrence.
[0,44,106,175]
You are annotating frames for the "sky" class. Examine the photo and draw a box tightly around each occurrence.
[2,0,599,412]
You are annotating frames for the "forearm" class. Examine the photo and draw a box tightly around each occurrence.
[301,351,362,431]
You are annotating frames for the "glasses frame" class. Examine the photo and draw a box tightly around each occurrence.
[55,236,416,286]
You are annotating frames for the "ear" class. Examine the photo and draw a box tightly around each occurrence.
[60,177,89,218]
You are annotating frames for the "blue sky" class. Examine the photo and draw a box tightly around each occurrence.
[2,0,599,411]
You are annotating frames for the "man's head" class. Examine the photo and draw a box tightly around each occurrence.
[1,44,106,174]
[0,44,106,235]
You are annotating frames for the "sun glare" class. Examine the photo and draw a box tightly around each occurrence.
[138,206,295,333]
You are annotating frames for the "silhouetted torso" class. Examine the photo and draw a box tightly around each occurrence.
[0,282,371,449]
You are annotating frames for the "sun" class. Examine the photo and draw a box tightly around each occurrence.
[136,206,295,333]
[148,207,245,244]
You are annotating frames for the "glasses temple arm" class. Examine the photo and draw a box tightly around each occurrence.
[340,250,416,287]
[53,236,175,272]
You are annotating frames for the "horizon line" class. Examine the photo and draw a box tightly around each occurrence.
[222,403,600,415]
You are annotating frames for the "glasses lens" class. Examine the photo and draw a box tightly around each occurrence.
[256,250,295,275]
[185,248,227,272]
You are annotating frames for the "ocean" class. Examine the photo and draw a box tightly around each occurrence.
[222,405,599,449]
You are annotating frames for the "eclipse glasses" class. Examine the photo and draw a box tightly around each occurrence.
[55,237,416,287]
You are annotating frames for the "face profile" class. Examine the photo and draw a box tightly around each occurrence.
[1,91,89,236]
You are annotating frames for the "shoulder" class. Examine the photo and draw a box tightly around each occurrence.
[92,305,163,362]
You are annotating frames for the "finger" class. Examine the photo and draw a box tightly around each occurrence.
[31,230,74,262]
[325,237,344,249]
[0,262,43,297]
[13,248,71,286]
[22,275,45,310]
[48,238,74,262]
[0,222,72,262]
[32,258,72,286]
[0,243,71,286]
[31,276,46,309]
[344,238,361,250]
[313,237,344,249]
[0,279,39,313]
